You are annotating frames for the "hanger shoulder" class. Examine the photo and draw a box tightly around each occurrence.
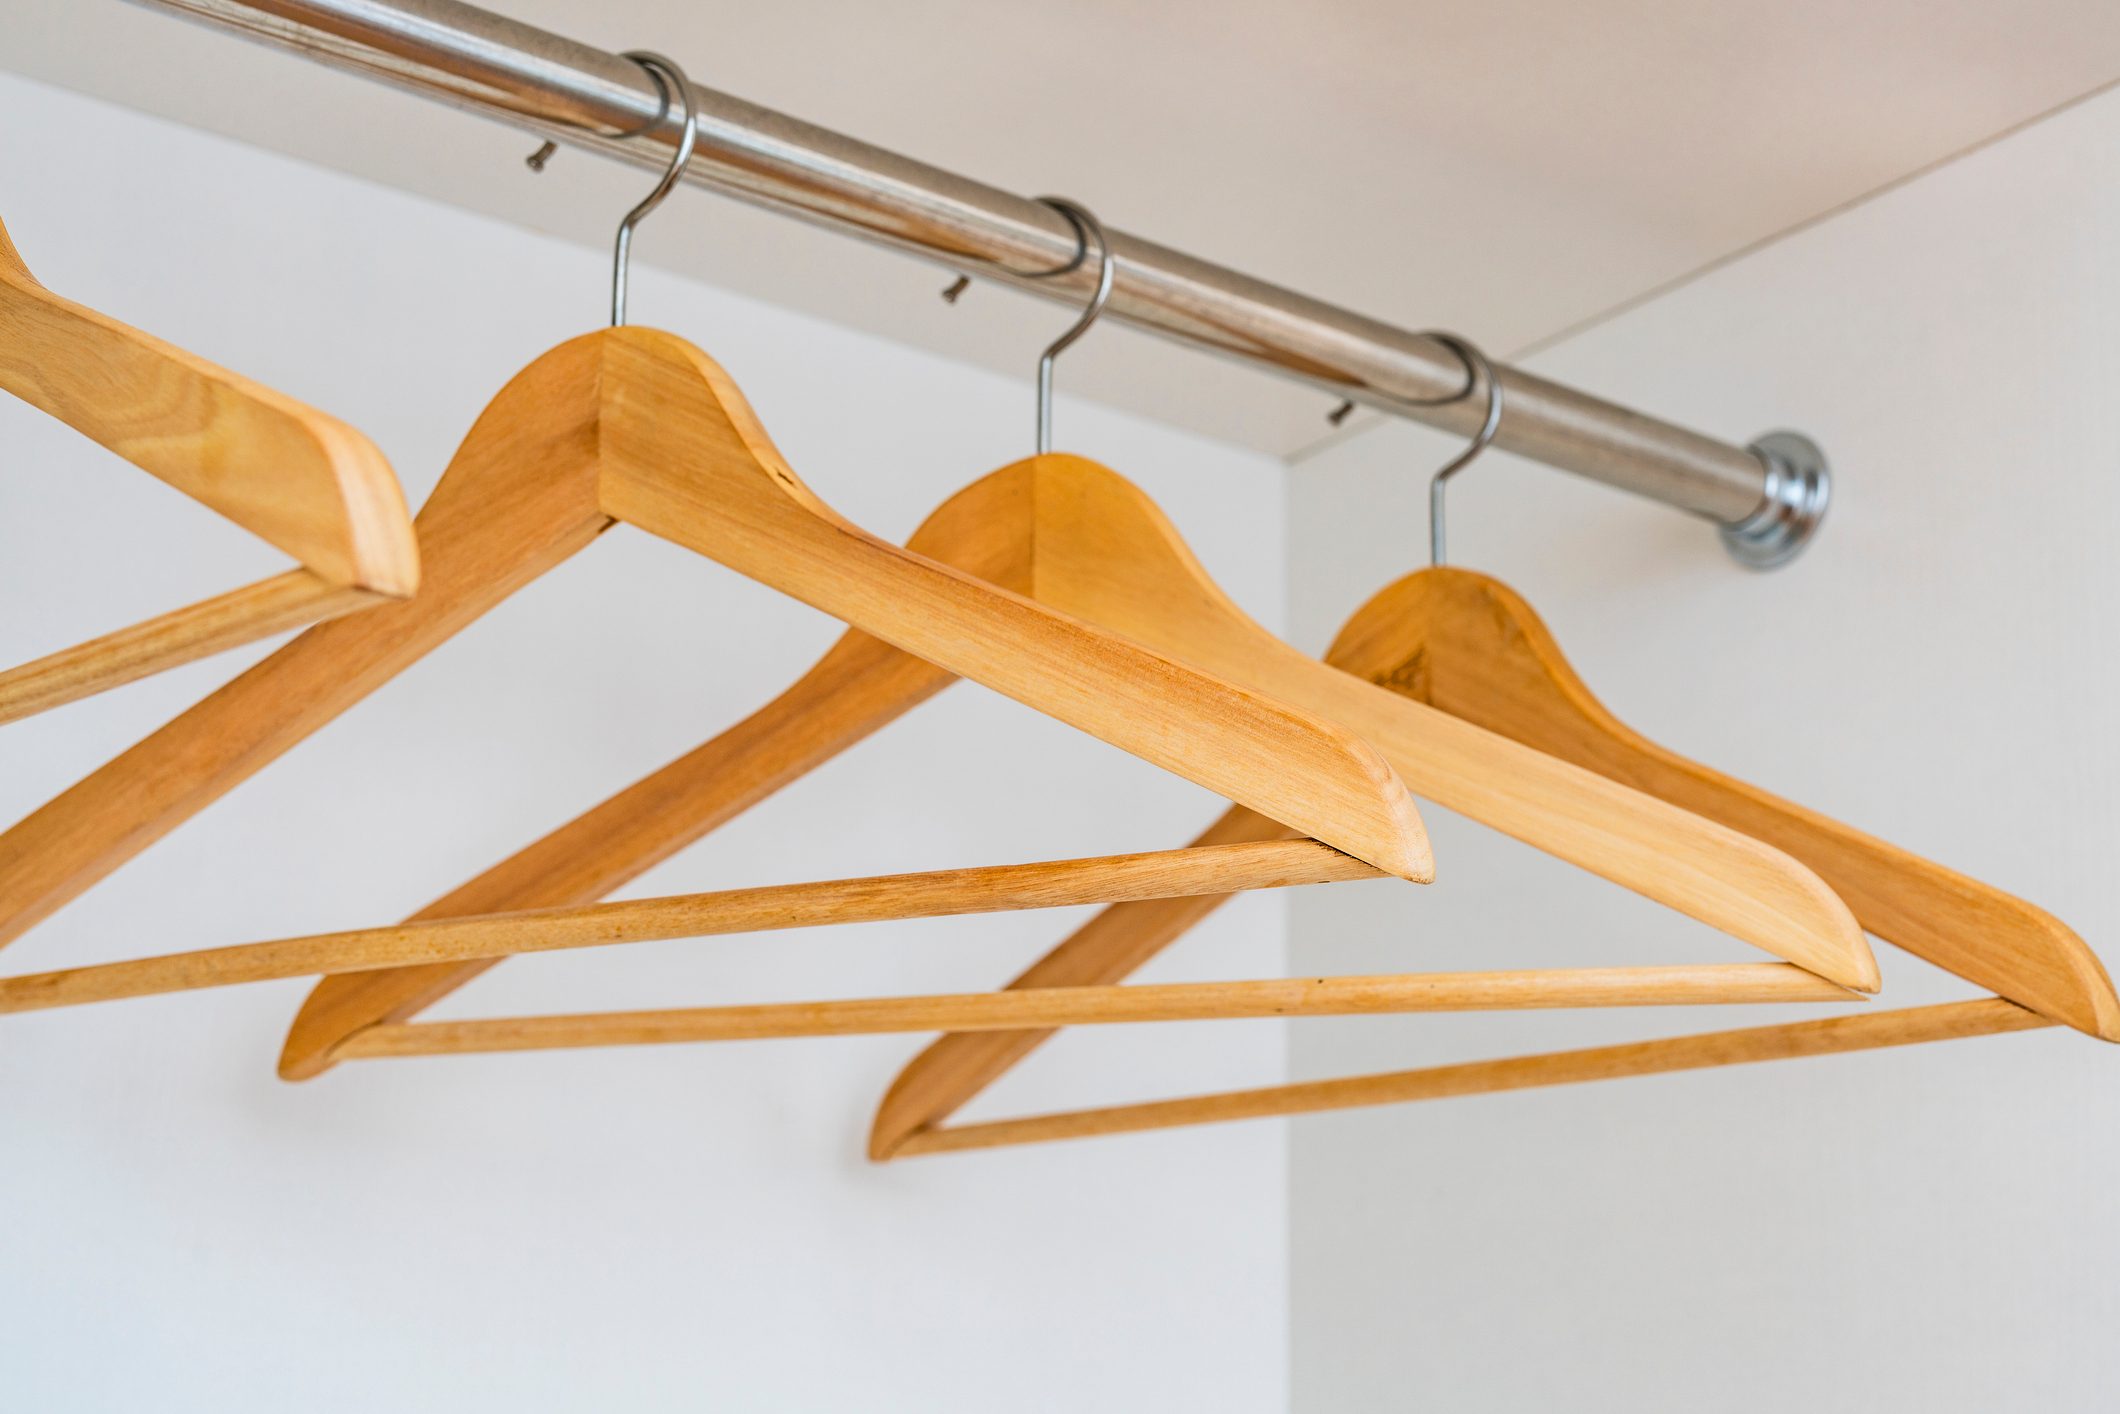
[1334,567,2118,1039]
[0,337,614,952]
[591,328,1433,883]
[1026,458,1874,992]
[277,466,1043,1078]
[0,215,416,595]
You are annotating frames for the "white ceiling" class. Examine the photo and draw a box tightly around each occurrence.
[8,0,2120,453]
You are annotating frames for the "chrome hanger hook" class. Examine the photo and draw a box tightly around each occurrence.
[1032,197,1115,454]
[1421,333,1503,566]
[609,50,699,327]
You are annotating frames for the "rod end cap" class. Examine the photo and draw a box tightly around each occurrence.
[1722,431,1829,570]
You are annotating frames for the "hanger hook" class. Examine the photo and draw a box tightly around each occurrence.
[609,50,700,327]
[1033,197,1116,455]
[1421,333,1503,566]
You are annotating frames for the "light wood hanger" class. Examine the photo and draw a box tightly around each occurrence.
[272,453,1874,1083]
[866,565,2115,1158]
[0,329,1439,963]
[0,214,418,723]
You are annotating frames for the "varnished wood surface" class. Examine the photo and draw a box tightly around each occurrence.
[1326,567,2117,1038]
[332,965,1855,1059]
[0,214,417,720]
[278,547,981,1078]
[891,998,2051,1156]
[876,565,2111,1157]
[0,841,1375,1015]
[1,329,1430,986]
[0,571,379,726]
[0,216,416,594]
[289,454,1873,1082]
[0,335,613,952]
[1020,457,1870,990]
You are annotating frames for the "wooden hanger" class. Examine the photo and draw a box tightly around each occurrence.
[0,328,1439,972]
[0,214,418,723]
[865,564,2115,1158]
[268,453,1875,1084]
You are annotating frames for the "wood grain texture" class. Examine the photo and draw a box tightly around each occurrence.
[275,337,1435,1076]
[0,571,380,726]
[891,998,2051,1156]
[1326,568,2116,1038]
[594,332,1430,884]
[289,452,1872,1082]
[0,214,416,594]
[332,965,1854,1059]
[1020,457,1871,990]
[0,842,1376,1014]
[0,334,612,952]
[4,327,1428,989]
[275,478,1011,1078]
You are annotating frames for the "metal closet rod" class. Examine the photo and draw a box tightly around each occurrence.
[133,0,1829,566]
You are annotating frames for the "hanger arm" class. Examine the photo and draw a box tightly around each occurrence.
[0,215,416,594]
[1328,568,2119,1039]
[1024,457,1874,991]
[887,998,2050,1157]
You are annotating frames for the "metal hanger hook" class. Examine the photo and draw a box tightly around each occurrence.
[608,50,699,327]
[1422,333,1503,566]
[1033,197,1116,455]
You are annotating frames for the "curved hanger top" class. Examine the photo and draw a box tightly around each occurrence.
[1327,565,2118,1039]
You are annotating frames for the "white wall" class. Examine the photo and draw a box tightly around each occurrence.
[1288,83,2120,1413]
[0,75,1296,1411]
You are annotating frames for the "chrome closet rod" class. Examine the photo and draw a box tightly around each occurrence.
[129,0,1828,564]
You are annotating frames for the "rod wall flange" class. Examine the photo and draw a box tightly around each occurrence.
[1721,432,1829,570]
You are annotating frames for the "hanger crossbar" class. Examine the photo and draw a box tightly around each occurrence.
[0,840,1378,1016]
[329,964,1857,1059]
[889,998,2052,1157]
[0,570,381,725]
